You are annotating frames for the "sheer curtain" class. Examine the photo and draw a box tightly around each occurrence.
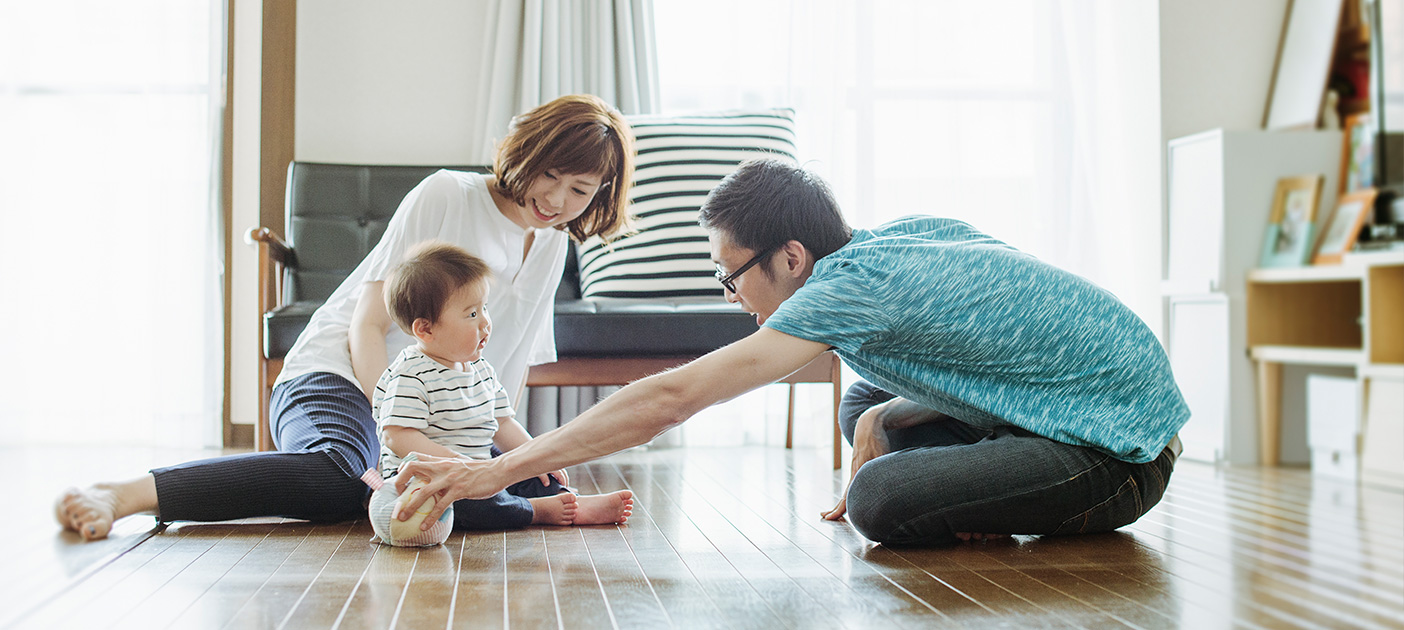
[655,0,1163,448]
[0,0,225,447]
[469,0,662,434]
[470,0,659,163]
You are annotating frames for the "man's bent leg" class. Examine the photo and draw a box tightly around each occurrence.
[844,426,1175,546]
[839,380,988,450]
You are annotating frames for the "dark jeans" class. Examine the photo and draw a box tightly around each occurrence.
[152,372,378,523]
[839,380,1176,547]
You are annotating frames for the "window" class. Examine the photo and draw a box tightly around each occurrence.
[0,1,225,447]
[654,1,1163,447]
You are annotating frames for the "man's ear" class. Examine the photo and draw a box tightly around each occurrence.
[411,317,434,341]
[779,240,812,277]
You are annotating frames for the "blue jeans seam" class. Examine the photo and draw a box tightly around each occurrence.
[1063,476,1138,535]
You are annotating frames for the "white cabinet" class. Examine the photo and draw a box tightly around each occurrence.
[1163,129,1342,465]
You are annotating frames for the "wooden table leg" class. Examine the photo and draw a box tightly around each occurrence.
[1256,360,1283,466]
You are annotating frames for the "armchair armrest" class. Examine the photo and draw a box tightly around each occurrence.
[246,226,293,452]
[246,226,293,338]
[246,227,292,265]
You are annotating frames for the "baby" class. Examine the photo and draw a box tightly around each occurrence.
[367,241,631,546]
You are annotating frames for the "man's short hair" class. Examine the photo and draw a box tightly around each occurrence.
[698,158,851,262]
[384,241,492,334]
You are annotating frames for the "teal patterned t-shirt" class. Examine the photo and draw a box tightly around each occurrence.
[764,216,1189,464]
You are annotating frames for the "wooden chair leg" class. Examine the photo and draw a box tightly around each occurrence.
[831,355,842,470]
[786,383,796,449]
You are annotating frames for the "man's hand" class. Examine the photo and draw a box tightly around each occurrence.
[539,469,569,487]
[394,453,502,529]
[822,405,892,521]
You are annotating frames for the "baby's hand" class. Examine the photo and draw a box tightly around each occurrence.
[539,469,569,487]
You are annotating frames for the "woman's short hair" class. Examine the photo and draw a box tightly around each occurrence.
[384,241,492,335]
[493,94,636,243]
[698,158,851,263]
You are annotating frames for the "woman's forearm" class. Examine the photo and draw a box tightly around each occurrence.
[349,326,389,400]
[349,281,392,400]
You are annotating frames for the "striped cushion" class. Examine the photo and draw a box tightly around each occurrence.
[577,109,797,298]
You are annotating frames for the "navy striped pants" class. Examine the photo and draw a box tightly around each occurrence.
[151,372,379,523]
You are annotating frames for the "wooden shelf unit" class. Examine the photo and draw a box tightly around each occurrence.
[1246,252,1404,487]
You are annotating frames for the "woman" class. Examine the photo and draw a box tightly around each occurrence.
[56,94,635,540]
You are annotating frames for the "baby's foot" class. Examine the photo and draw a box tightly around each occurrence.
[55,486,120,541]
[529,492,578,526]
[572,490,633,526]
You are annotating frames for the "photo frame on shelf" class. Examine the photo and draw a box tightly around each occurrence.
[1264,0,1346,129]
[1260,174,1325,267]
[1313,188,1378,264]
[1341,113,1376,193]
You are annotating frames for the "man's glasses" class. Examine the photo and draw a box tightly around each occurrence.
[714,247,776,293]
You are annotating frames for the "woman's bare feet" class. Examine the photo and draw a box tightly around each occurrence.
[529,492,578,526]
[54,475,158,541]
[572,490,633,525]
[55,486,121,541]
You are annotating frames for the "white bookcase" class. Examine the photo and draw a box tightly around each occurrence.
[1163,128,1343,465]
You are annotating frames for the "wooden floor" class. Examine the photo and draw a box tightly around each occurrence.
[7,444,1404,629]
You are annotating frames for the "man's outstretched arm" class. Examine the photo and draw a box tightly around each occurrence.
[395,327,831,525]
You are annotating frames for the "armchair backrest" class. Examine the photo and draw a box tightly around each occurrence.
[283,162,489,303]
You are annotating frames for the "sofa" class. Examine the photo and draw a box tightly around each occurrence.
[250,109,843,467]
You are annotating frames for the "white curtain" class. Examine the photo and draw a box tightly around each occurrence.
[654,0,1164,448]
[0,0,226,447]
[471,0,661,433]
[470,0,659,163]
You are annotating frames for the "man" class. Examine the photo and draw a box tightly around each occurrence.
[398,158,1188,546]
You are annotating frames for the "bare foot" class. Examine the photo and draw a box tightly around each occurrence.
[529,492,578,526]
[572,490,633,525]
[955,532,1011,542]
[55,486,121,541]
[54,475,158,542]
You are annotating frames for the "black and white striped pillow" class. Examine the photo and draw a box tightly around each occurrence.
[577,109,797,299]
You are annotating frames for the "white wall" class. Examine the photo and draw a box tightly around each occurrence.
[296,0,491,165]
[1159,0,1288,143]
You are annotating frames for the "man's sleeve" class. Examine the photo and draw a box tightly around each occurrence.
[763,264,890,355]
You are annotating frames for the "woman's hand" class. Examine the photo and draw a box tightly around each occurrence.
[821,405,892,521]
[394,453,504,528]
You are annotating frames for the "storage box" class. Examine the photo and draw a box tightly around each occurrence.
[1307,374,1360,481]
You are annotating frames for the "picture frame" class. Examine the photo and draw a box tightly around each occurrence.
[1313,188,1378,264]
[1340,113,1376,193]
[1260,174,1325,267]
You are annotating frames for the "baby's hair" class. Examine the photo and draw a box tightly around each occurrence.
[384,241,492,335]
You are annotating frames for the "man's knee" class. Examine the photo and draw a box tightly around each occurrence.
[844,466,905,544]
[845,463,960,546]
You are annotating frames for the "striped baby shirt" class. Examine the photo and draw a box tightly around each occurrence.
[373,346,514,477]
[764,216,1189,464]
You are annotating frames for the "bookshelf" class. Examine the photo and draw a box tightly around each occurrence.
[1246,250,1404,487]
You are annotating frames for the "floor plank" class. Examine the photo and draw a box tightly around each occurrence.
[14,444,1404,629]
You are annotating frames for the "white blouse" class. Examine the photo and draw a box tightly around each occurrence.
[276,170,567,402]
